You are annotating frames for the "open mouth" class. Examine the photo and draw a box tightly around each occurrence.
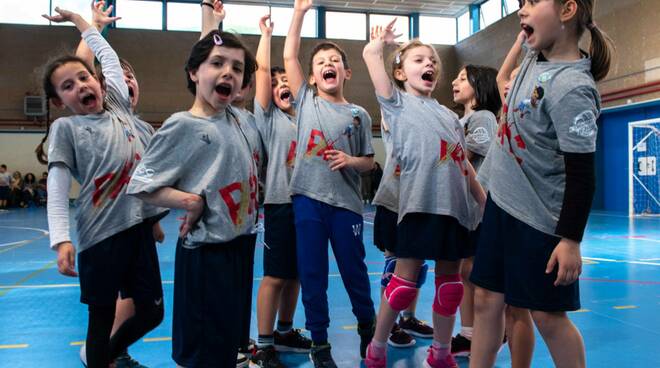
[215,83,232,98]
[128,87,134,98]
[81,93,97,107]
[521,23,534,38]
[322,69,337,81]
[422,70,435,82]
[279,89,291,101]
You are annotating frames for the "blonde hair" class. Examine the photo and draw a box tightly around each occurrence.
[389,39,441,90]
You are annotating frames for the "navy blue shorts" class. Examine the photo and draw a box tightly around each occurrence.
[77,220,163,306]
[172,234,256,368]
[470,196,580,312]
[373,206,398,253]
[0,186,9,200]
[465,224,481,258]
[263,204,298,279]
[396,212,470,261]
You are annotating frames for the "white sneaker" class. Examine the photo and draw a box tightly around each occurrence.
[79,343,87,367]
[236,352,249,368]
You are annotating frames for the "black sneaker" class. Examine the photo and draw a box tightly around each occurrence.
[251,346,285,368]
[236,353,249,368]
[398,316,433,338]
[309,344,337,368]
[238,338,256,358]
[114,351,147,368]
[357,320,375,359]
[274,329,312,353]
[388,323,416,348]
[451,333,471,357]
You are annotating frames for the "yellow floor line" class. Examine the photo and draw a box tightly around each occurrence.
[70,341,85,346]
[143,337,172,343]
[0,260,57,297]
[613,305,638,310]
[570,309,591,313]
[0,344,29,349]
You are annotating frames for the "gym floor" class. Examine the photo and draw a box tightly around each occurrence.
[1,207,658,367]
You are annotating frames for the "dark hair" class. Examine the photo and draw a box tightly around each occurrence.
[464,65,502,115]
[271,66,286,77]
[37,55,98,165]
[307,41,350,76]
[24,173,36,184]
[185,30,257,95]
[520,0,614,81]
[42,171,48,176]
[0,164,6,169]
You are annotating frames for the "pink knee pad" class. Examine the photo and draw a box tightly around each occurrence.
[432,274,464,317]
[384,275,418,311]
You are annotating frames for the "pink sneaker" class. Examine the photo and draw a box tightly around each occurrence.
[364,343,386,368]
[423,346,458,368]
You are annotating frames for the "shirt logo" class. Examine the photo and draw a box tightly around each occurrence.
[352,223,362,237]
[200,133,211,144]
[131,164,155,183]
[569,111,597,138]
[470,127,491,145]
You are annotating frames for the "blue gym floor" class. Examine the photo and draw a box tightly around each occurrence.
[0,207,658,367]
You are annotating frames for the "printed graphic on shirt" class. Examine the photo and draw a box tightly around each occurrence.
[498,104,527,164]
[439,140,468,175]
[286,140,297,168]
[470,127,491,144]
[93,153,141,207]
[569,110,597,138]
[219,173,258,228]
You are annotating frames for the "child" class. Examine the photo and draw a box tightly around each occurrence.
[126,28,258,367]
[0,164,10,209]
[252,13,312,368]
[284,0,376,366]
[40,5,166,368]
[372,116,435,349]
[67,2,167,366]
[362,21,486,368]
[469,0,613,367]
[449,64,501,357]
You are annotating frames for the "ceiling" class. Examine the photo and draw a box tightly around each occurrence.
[233,0,480,17]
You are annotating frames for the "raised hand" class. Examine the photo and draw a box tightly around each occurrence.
[370,18,401,45]
[213,0,226,25]
[42,6,81,23]
[294,0,313,13]
[259,14,274,36]
[91,0,121,30]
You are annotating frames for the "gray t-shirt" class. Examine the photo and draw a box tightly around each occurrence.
[133,117,168,221]
[254,99,297,205]
[47,28,153,252]
[377,87,478,230]
[127,108,259,247]
[0,172,10,187]
[461,110,497,173]
[232,106,266,177]
[371,121,399,213]
[479,49,600,236]
[289,83,374,215]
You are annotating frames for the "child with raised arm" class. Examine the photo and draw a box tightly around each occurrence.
[362,20,485,368]
[40,4,166,367]
[284,0,376,366]
[469,1,613,367]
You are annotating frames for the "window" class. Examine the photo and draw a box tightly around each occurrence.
[167,2,201,32]
[457,11,471,42]
[50,0,93,27]
[222,3,269,35]
[270,7,317,38]
[0,0,49,25]
[369,14,409,42]
[419,16,456,45]
[115,0,163,30]
[326,11,367,40]
[480,0,502,29]
[504,0,521,15]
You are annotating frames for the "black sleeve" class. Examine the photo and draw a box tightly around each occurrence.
[555,152,596,242]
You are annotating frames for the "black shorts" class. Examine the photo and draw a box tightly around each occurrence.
[77,220,163,306]
[172,234,256,368]
[0,186,9,200]
[465,224,482,258]
[396,212,470,261]
[470,196,580,312]
[373,205,398,253]
[263,204,298,279]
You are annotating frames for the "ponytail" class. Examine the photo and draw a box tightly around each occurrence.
[35,118,51,165]
[587,23,614,82]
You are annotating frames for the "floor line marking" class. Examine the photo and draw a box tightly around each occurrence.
[588,310,660,337]
[613,305,638,310]
[582,257,660,267]
[0,260,57,297]
[0,344,29,349]
[143,337,171,343]
[69,341,85,346]
[569,309,591,313]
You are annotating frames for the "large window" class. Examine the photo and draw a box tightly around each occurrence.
[50,0,93,27]
[457,11,471,42]
[326,11,367,40]
[504,0,521,15]
[222,3,269,35]
[270,7,317,38]
[167,2,201,32]
[0,0,49,25]
[419,16,456,45]
[115,0,163,30]
[480,0,502,29]
[369,14,409,42]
